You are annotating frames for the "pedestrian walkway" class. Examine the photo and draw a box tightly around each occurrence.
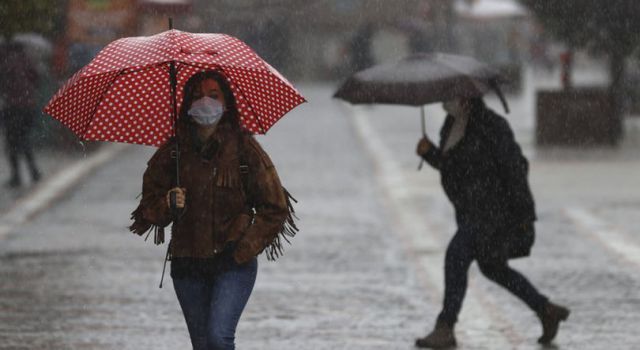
[1,80,640,349]
[0,86,433,349]
[0,140,84,215]
[350,63,640,349]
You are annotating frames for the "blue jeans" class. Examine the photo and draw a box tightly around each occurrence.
[173,257,258,350]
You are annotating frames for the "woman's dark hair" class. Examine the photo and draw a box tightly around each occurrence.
[180,70,239,128]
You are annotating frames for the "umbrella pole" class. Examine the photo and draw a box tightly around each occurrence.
[168,56,183,223]
[161,17,180,291]
[167,17,180,188]
[420,105,427,137]
[418,106,426,171]
[170,61,180,187]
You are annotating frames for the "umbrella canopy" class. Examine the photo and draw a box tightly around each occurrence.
[334,52,508,111]
[44,29,305,147]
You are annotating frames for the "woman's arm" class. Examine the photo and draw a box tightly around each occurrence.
[129,144,174,236]
[233,136,293,264]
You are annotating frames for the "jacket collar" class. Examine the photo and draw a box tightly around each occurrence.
[176,118,237,159]
[440,105,492,147]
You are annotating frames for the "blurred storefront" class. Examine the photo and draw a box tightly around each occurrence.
[189,0,456,80]
[54,0,192,78]
[137,0,192,35]
[63,0,137,75]
[454,0,529,64]
[52,0,462,81]
[45,0,193,148]
[453,0,532,92]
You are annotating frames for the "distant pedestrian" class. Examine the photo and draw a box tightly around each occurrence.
[0,42,41,188]
[129,70,297,350]
[414,97,569,348]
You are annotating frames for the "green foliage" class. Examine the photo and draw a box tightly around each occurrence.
[520,0,640,56]
[0,0,63,40]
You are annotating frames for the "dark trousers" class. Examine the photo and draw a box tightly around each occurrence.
[437,226,548,326]
[2,106,39,182]
[173,257,258,350]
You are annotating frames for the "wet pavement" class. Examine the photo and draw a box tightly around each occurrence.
[1,69,640,349]
[0,144,80,215]
[0,86,432,350]
[344,65,640,349]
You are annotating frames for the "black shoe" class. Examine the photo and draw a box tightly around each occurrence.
[537,302,570,344]
[415,321,457,348]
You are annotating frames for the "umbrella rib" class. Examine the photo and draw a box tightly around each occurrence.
[79,62,176,140]
[229,77,267,134]
[79,70,123,138]
[119,61,172,75]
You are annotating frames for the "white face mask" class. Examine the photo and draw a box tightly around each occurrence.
[442,99,466,118]
[188,96,225,126]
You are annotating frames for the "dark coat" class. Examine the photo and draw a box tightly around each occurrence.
[421,104,536,257]
[0,43,39,108]
[129,118,297,264]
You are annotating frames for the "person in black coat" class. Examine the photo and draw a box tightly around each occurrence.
[0,42,41,188]
[414,97,569,348]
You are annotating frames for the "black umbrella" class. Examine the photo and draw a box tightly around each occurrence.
[334,52,508,110]
[334,52,509,169]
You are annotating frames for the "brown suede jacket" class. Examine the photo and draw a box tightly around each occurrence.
[129,119,297,264]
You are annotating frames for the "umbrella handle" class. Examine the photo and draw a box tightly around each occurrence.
[170,191,177,212]
[169,191,184,218]
[420,106,427,137]
[418,106,426,171]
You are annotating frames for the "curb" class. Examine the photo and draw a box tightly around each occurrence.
[0,143,130,241]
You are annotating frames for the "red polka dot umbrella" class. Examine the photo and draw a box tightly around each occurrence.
[43,29,306,147]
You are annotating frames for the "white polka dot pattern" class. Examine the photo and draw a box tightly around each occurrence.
[44,30,306,146]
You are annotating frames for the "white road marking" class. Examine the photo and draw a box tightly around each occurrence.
[0,144,129,240]
[565,207,640,266]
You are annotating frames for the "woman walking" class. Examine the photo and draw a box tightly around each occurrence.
[130,70,297,350]
[414,97,569,348]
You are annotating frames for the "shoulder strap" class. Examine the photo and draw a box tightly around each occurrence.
[237,133,253,208]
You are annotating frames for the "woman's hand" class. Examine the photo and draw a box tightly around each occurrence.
[166,187,186,209]
[416,136,433,156]
[233,239,257,264]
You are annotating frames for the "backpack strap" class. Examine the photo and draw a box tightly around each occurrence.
[237,133,255,211]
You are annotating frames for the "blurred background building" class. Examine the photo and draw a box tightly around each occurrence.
[1,0,639,147]
[189,0,459,80]
[1,0,539,82]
